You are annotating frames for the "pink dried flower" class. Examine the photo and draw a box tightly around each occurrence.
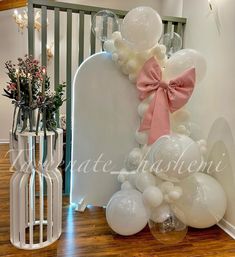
[7,83,17,91]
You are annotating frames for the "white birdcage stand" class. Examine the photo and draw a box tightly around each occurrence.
[9,129,63,250]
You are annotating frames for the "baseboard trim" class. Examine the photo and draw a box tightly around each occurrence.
[218,218,235,239]
[0,140,9,144]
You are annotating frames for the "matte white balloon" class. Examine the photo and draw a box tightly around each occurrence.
[121,181,134,190]
[143,186,163,208]
[112,31,122,41]
[135,130,148,145]
[171,173,227,228]
[150,203,171,223]
[103,40,116,53]
[164,49,207,83]
[112,52,119,62]
[121,6,162,51]
[138,102,149,117]
[125,148,143,171]
[168,186,183,201]
[128,73,137,83]
[148,134,202,182]
[159,181,174,194]
[135,172,156,192]
[106,189,148,235]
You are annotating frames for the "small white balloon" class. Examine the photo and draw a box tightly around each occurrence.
[103,40,116,53]
[121,6,163,51]
[135,130,148,145]
[121,181,134,190]
[106,190,149,236]
[114,38,126,49]
[118,173,126,183]
[126,59,138,73]
[159,181,174,194]
[112,31,122,41]
[112,52,119,62]
[143,186,163,208]
[168,186,183,201]
[138,102,149,117]
[125,148,143,171]
[150,203,171,223]
[172,109,191,123]
[128,73,137,83]
[135,172,156,192]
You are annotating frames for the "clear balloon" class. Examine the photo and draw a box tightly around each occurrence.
[106,189,149,236]
[121,6,162,51]
[171,173,227,228]
[164,49,207,83]
[148,134,202,182]
[160,32,182,57]
[149,212,188,245]
[91,10,120,42]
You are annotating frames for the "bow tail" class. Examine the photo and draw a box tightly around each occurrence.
[140,89,170,145]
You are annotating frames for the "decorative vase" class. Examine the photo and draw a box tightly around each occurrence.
[9,129,63,250]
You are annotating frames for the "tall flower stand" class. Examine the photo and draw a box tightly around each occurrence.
[9,129,63,250]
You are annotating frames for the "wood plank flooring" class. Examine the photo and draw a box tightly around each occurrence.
[1,143,235,257]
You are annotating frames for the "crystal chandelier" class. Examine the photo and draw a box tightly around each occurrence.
[13,9,42,32]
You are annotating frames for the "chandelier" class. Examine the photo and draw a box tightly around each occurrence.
[13,9,42,32]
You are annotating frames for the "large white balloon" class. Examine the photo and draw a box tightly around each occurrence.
[121,6,162,51]
[106,190,149,235]
[164,49,207,83]
[171,173,227,228]
[148,134,202,182]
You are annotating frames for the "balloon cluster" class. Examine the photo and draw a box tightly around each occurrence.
[93,6,227,243]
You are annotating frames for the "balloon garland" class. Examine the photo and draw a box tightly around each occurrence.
[92,6,227,244]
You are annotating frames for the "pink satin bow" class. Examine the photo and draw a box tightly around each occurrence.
[137,57,196,145]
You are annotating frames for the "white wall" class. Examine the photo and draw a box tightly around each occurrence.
[182,0,235,231]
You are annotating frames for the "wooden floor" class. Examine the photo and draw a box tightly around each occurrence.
[1,144,235,257]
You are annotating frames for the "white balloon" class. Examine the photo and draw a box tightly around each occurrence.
[103,40,116,53]
[159,181,174,194]
[112,52,119,62]
[171,173,227,228]
[114,38,126,49]
[128,73,137,83]
[135,171,156,192]
[106,189,148,235]
[127,172,138,188]
[126,59,139,73]
[135,130,148,145]
[112,31,122,41]
[148,134,202,182]
[138,102,149,118]
[150,203,171,223]
[121,181,134,190]
[164,49,207,83]
[172,109,191,123]
[121,6,162,51]
[168,186,183,201]
[143,186,163,208]
[125,148,143,171]
[118,173,126,183]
